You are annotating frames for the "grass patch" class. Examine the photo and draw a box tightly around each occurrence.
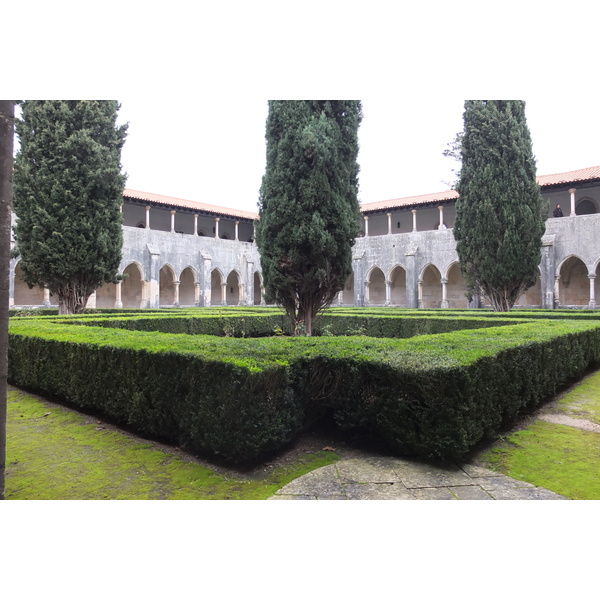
[479,420,600,499]
[555,371,600,425]
[5,387,338,500]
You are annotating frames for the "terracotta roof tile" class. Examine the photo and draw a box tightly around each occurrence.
[123,189,259,221]
[536,165,600,187]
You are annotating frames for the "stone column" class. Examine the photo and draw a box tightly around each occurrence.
[364,215,369,237]
[417,278,423,309]
[170,210,176,233]
[173,280,180,307]
[194,214,198,236]
[43,287,51,308]
[141,280,149,309]
[235,221,239,241]
[569,188,576,216]
[387,213,392,235]
[146,244,161,309]
[441,277,448,309]
[412,209,417,232]
[115,281,123,309]
[364,281,370,305]
[215,217,220,238]
[438,206,444,229]
[221,282,227,305]
[194,282,201,306]
[554,275,561,308]
[588,274,596,308]
[385,278,391,306]
[404,247,418,308]
[145,206,150,229]
[238,284,244,306]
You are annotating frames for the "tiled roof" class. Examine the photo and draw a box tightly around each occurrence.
[123,189,259,221]
[537,165,600,187]
[360,165,600,214]
[360,190,459,213]
[124,166,600,219]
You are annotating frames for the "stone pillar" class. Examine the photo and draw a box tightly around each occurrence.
[554,275,561,308]
[221,282,227,305]
[141,280,149,309]
[417,278,423,309]
[353,252,365,307]
[588,274,596,308]
[235,221,239,241]
[238,284,244,306]
[199,251,212,307]
[173,281,180,307]
[412,209,417,232]
[364,281,370,305]
[404,246,418,309]
[569,188,576,216]
[145,206,150,229]
[43,287,51,308]
[387,213,392,235]
[115,281,123,309]
[364,215,369,237]
[245,254,254,306]
[170,210,176,233]
[441,277,448,309]
[215,217,220,239]
[385,278,391,306]
[438,206,444,229]
[146,244,161,309]
[194,214,198,236]
[194,282,201,306]
[86,291,97,309]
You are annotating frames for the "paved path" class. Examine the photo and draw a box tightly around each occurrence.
[269,455,566,500]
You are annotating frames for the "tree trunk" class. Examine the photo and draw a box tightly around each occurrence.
[0,101,15,500]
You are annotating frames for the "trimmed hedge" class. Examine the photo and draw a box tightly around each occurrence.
[8,311,600,464]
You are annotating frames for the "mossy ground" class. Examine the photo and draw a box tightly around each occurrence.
[5,387,338,500]
[477,370,600,500]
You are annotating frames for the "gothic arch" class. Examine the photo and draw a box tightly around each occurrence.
[576,197,597,215]
[226,270,241,305]
[366,266,385,305]
[211,269,224,305]
[122,262,145,308]
[557,255,588,306]
[159,264,177,306]
[179,266,197,306]
[445,262,469,308]
[420,263,442,309]
[388,265,406,306]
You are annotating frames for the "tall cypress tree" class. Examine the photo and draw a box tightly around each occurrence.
[256,101,362,335]
[453,100,546,312]
[13,101,128,314]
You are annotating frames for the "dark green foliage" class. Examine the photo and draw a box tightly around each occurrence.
[256,101,362,335]
[13,101,128,314]
[8,310,600,464]
[453,101,546,311]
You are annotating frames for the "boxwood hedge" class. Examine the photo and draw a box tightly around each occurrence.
[8,309,600,464]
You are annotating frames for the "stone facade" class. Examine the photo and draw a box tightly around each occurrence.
[9,166,600,310]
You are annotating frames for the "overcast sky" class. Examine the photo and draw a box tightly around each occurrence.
[116,95,599,214]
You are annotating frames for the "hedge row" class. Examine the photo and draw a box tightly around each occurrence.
[8,314,600,464]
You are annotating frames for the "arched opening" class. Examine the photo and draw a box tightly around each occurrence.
[96,281,117,308]
[576,198,597,215]
[179,267,196,305]
[13,263,46,306]
[342,272,354,305]
[211,269,223,305]
[558,256,588,306]
[122,263,144,308]
[515,270,542,307]
[253,272,263,305]
[226,271,240,305]
[389,266,406,306]
[421,264,442,309]
[367,267,385,305]
[446,263,469,308]
[159,265,176,306]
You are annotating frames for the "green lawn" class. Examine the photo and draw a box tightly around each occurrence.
[5,387,338,500]
[477,371,600,500]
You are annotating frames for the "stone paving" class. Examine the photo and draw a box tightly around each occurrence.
[269,455,567,500]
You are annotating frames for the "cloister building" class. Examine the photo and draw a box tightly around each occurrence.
[8,165,600,310]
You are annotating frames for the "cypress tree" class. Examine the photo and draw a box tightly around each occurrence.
[453,100,546,312]
[256,101,362,335]
[13,101,128,314]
